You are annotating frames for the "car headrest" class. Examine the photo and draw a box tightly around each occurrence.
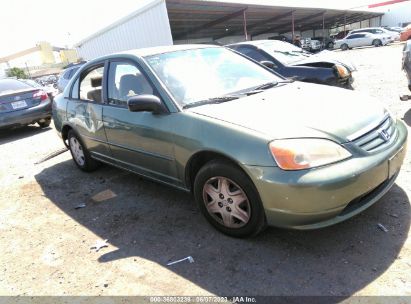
[91,76,102,88]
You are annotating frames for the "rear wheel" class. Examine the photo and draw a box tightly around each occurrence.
[68,130,100,172]
[38,118,51,128]
[194,160,266,237]
[341,44,348,51]
[372,39,382,47]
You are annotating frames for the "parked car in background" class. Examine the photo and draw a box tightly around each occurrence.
[349,27,397,42]
[0,78,52,129]
[53,45,407,237]
[20,79,59,101]
[300,38,321,52]
[268,35,292,43]
[400,24,411,41]
[331,30,349,40]
[335,32,389,50]
[57,62,85,92]
[227,40,354,88]
[309,39,322,52]
[312,36,334,49]
[402,40,411,92]
[383,26,403,33]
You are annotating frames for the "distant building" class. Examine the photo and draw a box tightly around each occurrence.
[0,41,79,79]
[354,0,411,27]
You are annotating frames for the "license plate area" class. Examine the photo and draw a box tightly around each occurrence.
[11,100,27,110]
[388,146,405,179]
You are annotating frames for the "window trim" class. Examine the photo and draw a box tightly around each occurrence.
[104,57,167,110]
[69,60,107,104]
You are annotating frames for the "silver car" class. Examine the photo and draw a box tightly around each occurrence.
[349,27,398,42]
[334,32,389,50]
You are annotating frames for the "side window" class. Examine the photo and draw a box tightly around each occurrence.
[79,65,104,103]
[107,62,154,107]
[375,29,383,34]
[236,47,271,63]
[357,34,366,38]
[63,69,71,80]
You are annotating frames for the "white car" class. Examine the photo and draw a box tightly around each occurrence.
[349,27,398,42]
[334,32,389,50]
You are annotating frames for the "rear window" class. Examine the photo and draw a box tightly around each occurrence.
[0,79,32,95]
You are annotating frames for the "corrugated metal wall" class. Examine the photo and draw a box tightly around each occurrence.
[380,1,411,26]
[76,0,173,60]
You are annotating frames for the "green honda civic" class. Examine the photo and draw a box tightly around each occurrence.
[53,45,407,237]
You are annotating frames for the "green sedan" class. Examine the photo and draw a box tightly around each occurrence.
[53,45,407,237]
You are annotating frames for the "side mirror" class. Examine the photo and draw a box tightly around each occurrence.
[260,61,276,69]
[127,94,167,114]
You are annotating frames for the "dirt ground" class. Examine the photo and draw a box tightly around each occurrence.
[0,43,410,298]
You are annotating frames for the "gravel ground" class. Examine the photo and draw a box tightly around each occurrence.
[0,43,410,298]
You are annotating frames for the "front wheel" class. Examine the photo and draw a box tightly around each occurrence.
[341,44,348,51]
[373,39,382,47]
[194,160,266,237]
[68,130,100,172]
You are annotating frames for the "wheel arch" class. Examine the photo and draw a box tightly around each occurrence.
[185,150,249,191]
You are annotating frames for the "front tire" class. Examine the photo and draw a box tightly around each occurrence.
[373,39,382,47]
[341,44,348,51]
[194,160,266,237]
[68,130,100,172]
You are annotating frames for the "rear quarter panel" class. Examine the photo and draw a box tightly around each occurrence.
[52,94,68,133]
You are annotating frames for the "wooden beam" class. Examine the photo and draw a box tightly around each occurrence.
[173,7,248,40]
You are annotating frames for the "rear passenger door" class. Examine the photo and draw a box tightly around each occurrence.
[66,62,111,157]
[102,59,179,185]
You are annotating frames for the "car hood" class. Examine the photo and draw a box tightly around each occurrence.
[188,82,387,142]
[290,50,357,71]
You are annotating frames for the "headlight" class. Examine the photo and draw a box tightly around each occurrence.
[335,64,350,78]
[269,139,351,170]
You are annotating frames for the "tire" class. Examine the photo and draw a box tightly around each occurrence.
[373,39,382,47]
[327,42,334,49]
[67,130,100,172]
[38,118,51,128]
[194,160,266,237]
[341,44,348,51]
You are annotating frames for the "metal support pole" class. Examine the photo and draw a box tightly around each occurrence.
[322,12,325,47]
[344,14,347,34]
[243,10,248,41]
[292,10,295,41]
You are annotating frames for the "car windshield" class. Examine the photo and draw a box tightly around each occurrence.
[144,47,282,107]
[0,79,32,95]
[257,41,311,65]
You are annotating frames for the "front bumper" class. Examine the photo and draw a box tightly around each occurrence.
[244,120,408,229]
[0,100,51,129]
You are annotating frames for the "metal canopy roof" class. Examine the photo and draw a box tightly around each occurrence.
[165,0,384,40]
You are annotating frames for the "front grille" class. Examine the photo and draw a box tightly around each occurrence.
[351,116,397,152]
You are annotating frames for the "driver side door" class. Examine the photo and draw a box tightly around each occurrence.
[102,59,180,187]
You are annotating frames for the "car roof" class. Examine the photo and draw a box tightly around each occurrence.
[82,44,220,67]
[119,44,218,57]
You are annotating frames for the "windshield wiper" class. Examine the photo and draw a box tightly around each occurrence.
[182,95,239,109]
[245,80,294,96]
